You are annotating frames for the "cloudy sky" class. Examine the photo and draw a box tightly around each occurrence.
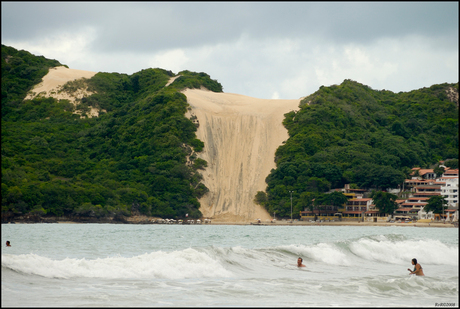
[2,2,458,99]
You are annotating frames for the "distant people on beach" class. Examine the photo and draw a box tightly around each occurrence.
[297,257,305,267]
[6,240,11,247]
[407,258,424,276]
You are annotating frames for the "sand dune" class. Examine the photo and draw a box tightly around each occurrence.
[183,89,300,222]
[25,66,100,117]
[25,66,97,100]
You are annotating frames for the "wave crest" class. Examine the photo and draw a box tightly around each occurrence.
[1,248,233,279]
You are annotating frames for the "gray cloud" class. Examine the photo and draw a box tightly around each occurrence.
[3,2,457,50]
[1,2,458,99]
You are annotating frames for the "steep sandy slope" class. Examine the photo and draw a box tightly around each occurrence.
[183,89,300,222]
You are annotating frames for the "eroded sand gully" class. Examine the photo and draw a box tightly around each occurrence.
[183,89,300,222]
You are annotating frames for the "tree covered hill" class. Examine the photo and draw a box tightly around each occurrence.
[257,79,458,218]
[1,44,221,221]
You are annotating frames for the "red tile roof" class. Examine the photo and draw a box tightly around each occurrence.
[444,169,459,175]
[395,207,419,212]
[401,202,426,206]
[414,192,440,194]
[411,168,435,175]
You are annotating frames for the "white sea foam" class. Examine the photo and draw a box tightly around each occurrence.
[277,235,458,267]
[1,248,233,279]
[348,237,458,265]
[299,243,352,266]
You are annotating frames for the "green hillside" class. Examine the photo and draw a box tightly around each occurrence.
[1,45,221,221]
[256,79,458,218]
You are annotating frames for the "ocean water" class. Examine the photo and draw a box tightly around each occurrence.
[1,224,458,307]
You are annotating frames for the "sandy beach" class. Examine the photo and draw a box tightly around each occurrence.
[6,213,455,228]
[249,220,456,228]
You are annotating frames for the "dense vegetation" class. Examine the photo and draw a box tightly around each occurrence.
[1,44,222,220]
[256,79,458,218]
[1,45,64,117]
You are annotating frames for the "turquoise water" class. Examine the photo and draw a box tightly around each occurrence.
[2,224,458,307]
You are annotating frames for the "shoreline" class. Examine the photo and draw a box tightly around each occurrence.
[3,218,456,228]
[208,221,456,228]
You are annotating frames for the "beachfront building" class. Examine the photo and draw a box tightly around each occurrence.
[364,202,389,222]
[342,197,373,221]
[300,204,342,221]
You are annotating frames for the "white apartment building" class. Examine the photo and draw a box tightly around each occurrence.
[437,177,458,208]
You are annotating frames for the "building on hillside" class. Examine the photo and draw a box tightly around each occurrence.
[400,197,429,211]
[411,183,442,198]
[442,168,459,177]
[411,168,436,180]
[437,168,459,209]
[394,181,441,220]
[437,177,458,208]
[404,179,432,188]
[400,168,458,221]
[342,184,367,197]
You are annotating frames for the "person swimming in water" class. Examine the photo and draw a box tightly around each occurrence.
[407,258,424,276]
[6,241,11,247]
[297,257,305,267]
